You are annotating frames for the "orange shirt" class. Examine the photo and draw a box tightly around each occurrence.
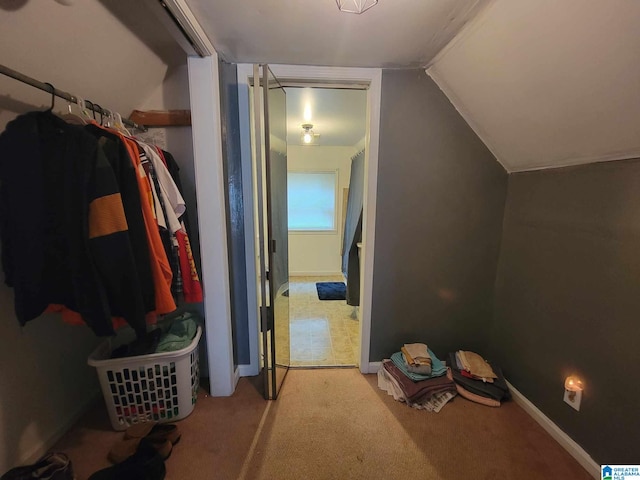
[118,135,176,314]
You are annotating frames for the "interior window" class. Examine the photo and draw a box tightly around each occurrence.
[287,171,337,232]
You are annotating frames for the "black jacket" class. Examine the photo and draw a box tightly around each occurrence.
[0,111,147,337]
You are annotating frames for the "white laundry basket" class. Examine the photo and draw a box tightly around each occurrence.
[88,326,201,431]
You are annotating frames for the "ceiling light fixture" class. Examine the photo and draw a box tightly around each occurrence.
[336,0,378,14]
[301,124,316,145]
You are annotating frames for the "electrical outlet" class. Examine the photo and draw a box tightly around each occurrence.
[563,388,582,411]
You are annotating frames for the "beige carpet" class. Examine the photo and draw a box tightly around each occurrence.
[52,369,592,480]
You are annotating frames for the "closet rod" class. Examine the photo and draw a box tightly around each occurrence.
[0,63,146,131]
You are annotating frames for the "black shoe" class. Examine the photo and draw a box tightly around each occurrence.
[1,452,74,480]
[88,440,165,480]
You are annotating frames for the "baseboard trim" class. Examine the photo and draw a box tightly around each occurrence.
[506,381,599,479]
[233,366,240,388]
[238,364,259,377]
[289,271,344,277]
[23,389,101,467]
[362,361,381,374]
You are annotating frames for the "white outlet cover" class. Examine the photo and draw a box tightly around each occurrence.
[563,389,582,411]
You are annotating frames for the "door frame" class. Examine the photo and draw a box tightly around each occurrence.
[237,64,382,376]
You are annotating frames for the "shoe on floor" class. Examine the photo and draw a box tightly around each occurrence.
[124,422,181,445]
[89,440,165,480]
[1,452,74,480]
[108,437,172,464]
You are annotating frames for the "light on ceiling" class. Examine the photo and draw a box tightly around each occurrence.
[336,0,378,14]
[301,124,316,145]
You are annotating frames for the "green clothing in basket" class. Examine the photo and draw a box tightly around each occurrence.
[155,313,199,353]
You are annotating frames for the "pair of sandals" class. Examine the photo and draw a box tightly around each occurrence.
[108,422,181,464]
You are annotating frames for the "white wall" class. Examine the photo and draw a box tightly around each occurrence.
[138,64,200,273]
[0,1,182,471]
[288,145,357,276]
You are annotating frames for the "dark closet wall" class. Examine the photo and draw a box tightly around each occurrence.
[369,69,508,360]
[490,159,640,463]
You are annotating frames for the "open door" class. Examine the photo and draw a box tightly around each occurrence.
[252,64,290,399]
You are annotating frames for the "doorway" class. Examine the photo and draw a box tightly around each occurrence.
[285,86,367,367]
[237,64,382,383]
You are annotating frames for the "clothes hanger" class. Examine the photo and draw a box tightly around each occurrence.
[43,82,56,112]
[86,100,97,123]
[93,104,104,126]
[77,97,92,121]
[59,98,88,125]
[103,110,113,128]
[113,112,133,136]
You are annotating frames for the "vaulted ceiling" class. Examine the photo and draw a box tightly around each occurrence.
[2,0,638,172]
[427,0,640,172]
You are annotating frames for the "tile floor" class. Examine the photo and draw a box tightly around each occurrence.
[285,275,360,367]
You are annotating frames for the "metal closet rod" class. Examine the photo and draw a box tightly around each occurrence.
[0,63,146,131]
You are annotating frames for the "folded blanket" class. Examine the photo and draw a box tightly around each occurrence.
[383,360,455,403]
[378,367,456,412]
[448,352,510,401]
[453,383,501,407]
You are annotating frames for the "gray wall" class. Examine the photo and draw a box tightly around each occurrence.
[490,159,640,463]
[218,60,250,365]
[370,70,508,360]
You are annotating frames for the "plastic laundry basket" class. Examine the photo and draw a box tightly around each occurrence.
[88,326,202,431]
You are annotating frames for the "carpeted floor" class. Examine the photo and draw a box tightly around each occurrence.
[52,369,592,480]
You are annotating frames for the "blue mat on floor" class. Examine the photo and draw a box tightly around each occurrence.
[316,282,346,300]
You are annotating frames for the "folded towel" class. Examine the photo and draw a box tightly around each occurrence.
[403,343,431,366]
[458,350,498,380]
[447,352,510,401]
[391,350,446,381]
[402,346,432,368]
[403,356,432,376]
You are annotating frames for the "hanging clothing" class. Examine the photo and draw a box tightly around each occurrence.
[118,134,176,315]
[342,150,365,306]
[138,142,183,300]
[85,124,156,313]
[0,111,147,337]
[158,149,202,303]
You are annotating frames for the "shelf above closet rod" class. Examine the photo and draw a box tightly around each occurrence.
[0,63,146,132]
[130,109,192,127]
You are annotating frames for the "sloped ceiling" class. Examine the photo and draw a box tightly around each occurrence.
[427,0,640,172]
[0,0,183,126]
[185,0,489,67]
